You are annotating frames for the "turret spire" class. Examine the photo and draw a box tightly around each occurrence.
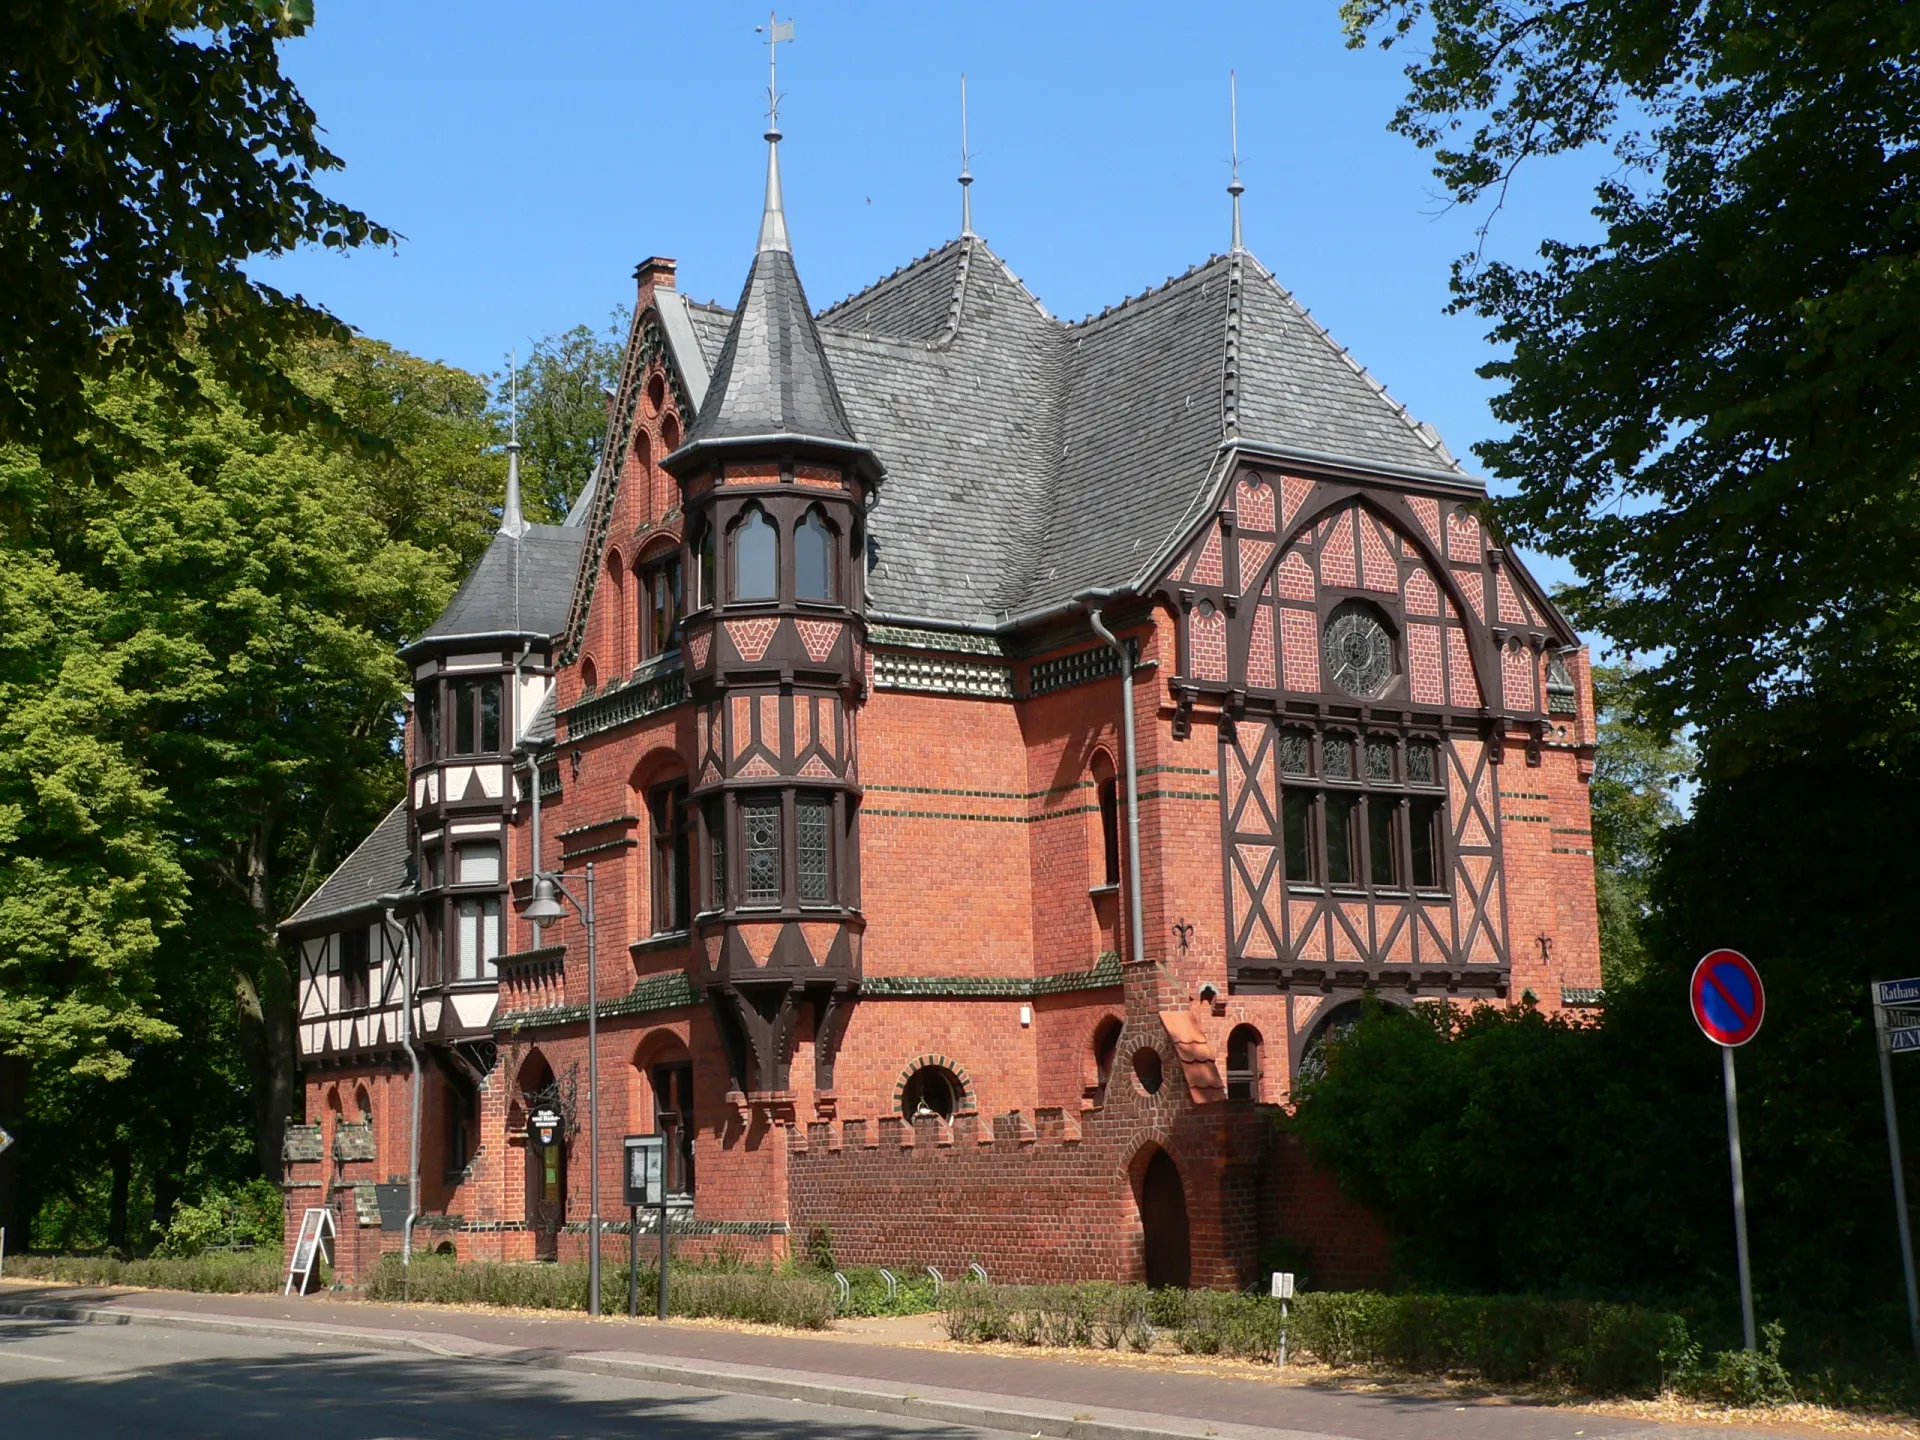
[1228,70,1245,254]
[959,73,975,238]
[502,348,529,539]
[756,13,795,254]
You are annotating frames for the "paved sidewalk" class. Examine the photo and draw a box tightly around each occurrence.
[0,1281,1810,1440]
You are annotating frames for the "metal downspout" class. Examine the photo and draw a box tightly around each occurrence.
[377,905,421,1273]
[1086,607,1146,967]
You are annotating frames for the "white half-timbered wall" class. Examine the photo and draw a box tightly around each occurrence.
[297,920,413,1058]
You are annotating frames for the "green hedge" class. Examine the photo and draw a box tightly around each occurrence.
[942,1284,1692,1396]
[362,1256,834,1329]
[4,1251,287,1294]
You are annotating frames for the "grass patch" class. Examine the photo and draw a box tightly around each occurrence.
[362,1255,835,1329]
[5,1251,286,1295]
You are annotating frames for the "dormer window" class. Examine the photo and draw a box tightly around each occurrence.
[796,510,835,601]
[733,509,777,601]
[449,677,502,755]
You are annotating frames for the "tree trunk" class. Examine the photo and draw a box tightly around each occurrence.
[107,1137,131,1254]
[232,821,297,1184]
[151,1110,195,1247]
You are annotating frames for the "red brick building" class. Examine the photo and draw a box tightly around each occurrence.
[281,117,1600,1290]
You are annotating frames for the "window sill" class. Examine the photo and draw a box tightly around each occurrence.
[1088,883,1120,898]
[631,930,691,956]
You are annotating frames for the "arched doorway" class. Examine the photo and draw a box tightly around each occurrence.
[518,1052,566,1262]
[1138,1148,1191,1289]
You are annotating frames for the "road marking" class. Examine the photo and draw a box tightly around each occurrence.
[0,1350,66,1363]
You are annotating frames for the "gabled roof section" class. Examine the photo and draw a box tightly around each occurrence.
[282,803,408,932]
[410,524,586,652]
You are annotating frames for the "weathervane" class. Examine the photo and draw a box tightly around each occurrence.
[959,73,975,237]
[1228,70,1245,253]
[756,13,794,139]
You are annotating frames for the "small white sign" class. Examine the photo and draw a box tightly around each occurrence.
[1270,1271,1295,1300]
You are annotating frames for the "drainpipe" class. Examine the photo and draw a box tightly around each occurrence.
[377,898,421,1273]
[1086,606,1146,968]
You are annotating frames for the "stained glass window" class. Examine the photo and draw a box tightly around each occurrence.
[1365,737,1395,781]
[1408,740,1438,786]
[797,796,831,903]
[1322,601,1395,698]
[1324,735,1353,781]
[743,798,780,905]
[1278,729,1312,777]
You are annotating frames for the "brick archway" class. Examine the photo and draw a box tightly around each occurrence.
[890,1053,977,1117]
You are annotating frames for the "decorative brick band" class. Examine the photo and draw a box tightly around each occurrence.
[872,651,1014,699]
[499,968,700,1031]
[861,952,1121,999]
[867,624,1008,657]
[1028,638,1139,696]
[561,664,688,741]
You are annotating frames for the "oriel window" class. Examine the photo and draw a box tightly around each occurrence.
[742,796,780,906]
[455,896,500,980]
[449,677,503,755]
[796,510,835,601]
[733,509,777,601]
[796,795,831,904]
[416,686,439,761]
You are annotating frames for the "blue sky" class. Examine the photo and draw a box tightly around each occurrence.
[257,0,1609,597]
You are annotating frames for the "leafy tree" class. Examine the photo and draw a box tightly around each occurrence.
[497,311,630,522]
[1342,0,1920,759]
[0,334,502,1232]
[1587,663,1693,988]
[2,1,387,467]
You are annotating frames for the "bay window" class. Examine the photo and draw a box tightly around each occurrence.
[1279,728,1447,894]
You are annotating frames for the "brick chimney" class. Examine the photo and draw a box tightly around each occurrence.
[634,256,677,311]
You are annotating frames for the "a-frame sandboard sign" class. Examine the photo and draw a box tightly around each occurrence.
[284,1207,335,1296]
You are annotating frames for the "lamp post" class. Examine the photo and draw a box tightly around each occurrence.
[523,863,600,1316]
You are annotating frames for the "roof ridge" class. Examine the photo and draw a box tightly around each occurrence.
[1068,254,1231,331]
[1241,253,1461,471]
[816,239,964,323]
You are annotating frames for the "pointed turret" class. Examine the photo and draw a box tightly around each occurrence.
[666,98,874,475]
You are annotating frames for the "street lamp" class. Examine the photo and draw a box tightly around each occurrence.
[522,863,602,1317]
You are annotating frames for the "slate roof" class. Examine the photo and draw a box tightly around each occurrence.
[282,803,409,931]
[672,236,1467,627]
[410,524,587,651]
[676,245,863,456]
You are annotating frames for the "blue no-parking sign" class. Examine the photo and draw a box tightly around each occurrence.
[1691,949,1766,1048]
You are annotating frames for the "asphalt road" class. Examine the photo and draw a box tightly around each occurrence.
[0,1314,1009,1439]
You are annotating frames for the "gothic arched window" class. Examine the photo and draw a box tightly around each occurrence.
[796,509,835,601]
[732,509,776,601]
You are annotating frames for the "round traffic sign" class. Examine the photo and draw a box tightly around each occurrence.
[1691,949,1765,1047]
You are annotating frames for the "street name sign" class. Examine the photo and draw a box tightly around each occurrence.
[1877,977,1920,1008]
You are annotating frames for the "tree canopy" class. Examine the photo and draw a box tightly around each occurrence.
[498,312,629,522]
[1342,0,1920,760]
[2,1,386,467]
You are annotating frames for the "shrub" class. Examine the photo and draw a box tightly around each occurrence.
[835,1265,939,1318]
[940,1282,1693,1396]
[361,1256,834,1329]
[7,1251,285,1294]
[155,1179,285,1258]
[1671,1321,1796,1407]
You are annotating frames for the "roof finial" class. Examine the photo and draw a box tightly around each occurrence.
[1228,70,1245,254]
[959,72,975,238]
[755,13,795,254]
[502,347,529,539]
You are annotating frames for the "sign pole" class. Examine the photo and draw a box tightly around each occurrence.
[1721,1044,1757,1353]
[1874,993,1920,1363]
[657,1183,669,1322]
[628,1205,640,1319]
